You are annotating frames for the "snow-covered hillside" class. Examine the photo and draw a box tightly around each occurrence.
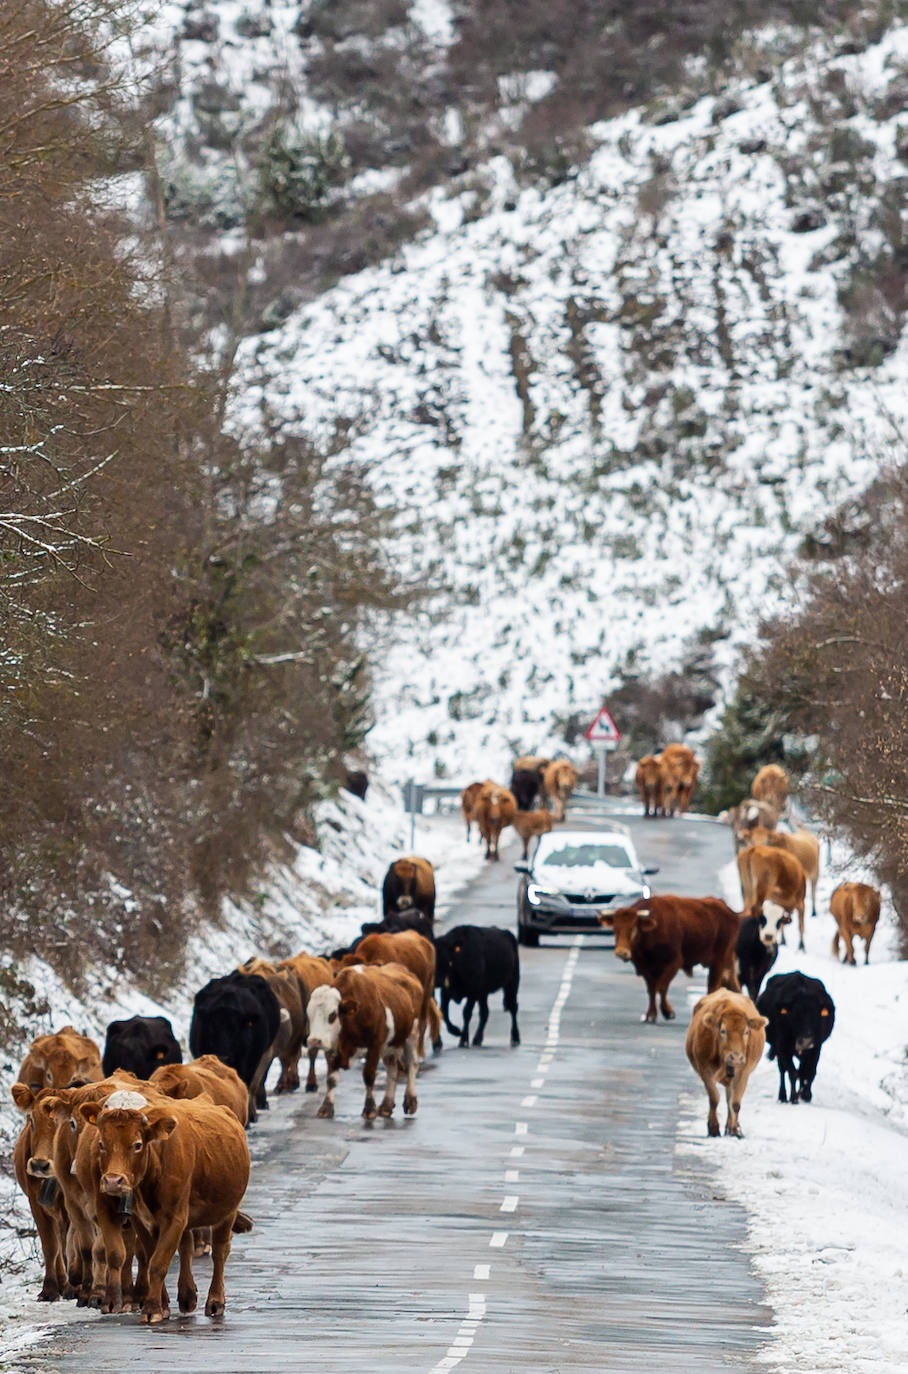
[122,7,908,776]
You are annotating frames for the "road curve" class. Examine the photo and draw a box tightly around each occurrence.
[21,804,768,1372]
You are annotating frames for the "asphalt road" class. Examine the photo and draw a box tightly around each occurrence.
[22,802,768,1373]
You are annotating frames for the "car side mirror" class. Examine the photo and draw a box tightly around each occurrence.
[513,863,530,874]
[642,866,659,876]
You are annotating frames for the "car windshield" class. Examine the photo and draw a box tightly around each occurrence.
[538,842,633,869]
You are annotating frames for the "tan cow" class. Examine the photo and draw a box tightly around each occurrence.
[238,956,307,1094]
[276,950,335,1091]
[659,744,699,816]
[460,781,486,842]
[150,1056,248,1126]
[340,929,437,1055]
[512,808,554,858]
[635,755,664,818]
[749,826,820,917]
[382,855,437,921]
[685,989,767,1137]
[79,1092,250,1323]
[752,764,789,814]
[541,759,578,821]
[10,1087,69,1301]
[307,963,423,1119]
[475,782,517,860]
[18,1027,103,1094]
[830,882,881,965]
[737,843,807,951]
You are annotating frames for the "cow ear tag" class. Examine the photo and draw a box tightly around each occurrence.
[820,1008,829,1016]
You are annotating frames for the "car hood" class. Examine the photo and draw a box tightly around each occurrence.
[530,863,645,895]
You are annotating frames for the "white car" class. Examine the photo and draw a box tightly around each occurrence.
[514,826,658,947]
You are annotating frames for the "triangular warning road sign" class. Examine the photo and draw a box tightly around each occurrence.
[585,707,621,744]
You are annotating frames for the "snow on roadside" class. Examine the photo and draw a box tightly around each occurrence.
[676,838,908,1374]
[0,780,486,1363]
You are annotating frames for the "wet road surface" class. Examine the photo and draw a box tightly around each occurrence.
[22,803,769,1372]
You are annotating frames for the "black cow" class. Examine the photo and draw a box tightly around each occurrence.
[102,1015,181,1080]
[735,912,781,1001]
[757,971,835,1104]
[434,925,520,1047]
[343,769,368,800]
[189,970,282,1121]
[359,904,435,942]
[509,767,542,812]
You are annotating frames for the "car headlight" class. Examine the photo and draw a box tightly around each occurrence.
[527,883,559,905]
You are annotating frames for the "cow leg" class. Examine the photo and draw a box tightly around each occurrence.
[845,930,856,965]
[177,1229,198,1314]
[459,999,475,1047]
[441,989,464,1040]
[831,930,841,960]
[86,1230,107,1308]
[28,1191,63,1302]
[504,980,520,1046]
[361,1045,383,1119]
[204,1216,233,1318]
[642,978,659,1024]
[142,1209,186,1323]
[724,1079,743,1137]
[776,1062,788,1103]
[796,903,805,952]
[193,1226,211,1258]
[95,1207,127,1315]
[705,1077,721,1137]
[780,1054,798,1104]
[317,1053,341,1118]
[811,878,818,918]
[798,1048,820,1102]
[305,1046,320,1092]
[378,1052,400,1117]
[472,996,490,1047]
[403,1026,420,1116]
[864,931,874,965]
[657,962,682,1020]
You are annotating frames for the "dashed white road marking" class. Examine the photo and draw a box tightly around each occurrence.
[531,1076,545,1088]
[521,1094,538,1107]
[505,1169,519,1183]
[515,1121,528,1136]
[473,1263,490,1280]
[489,1232,508,1248]
[509,1145,524,1159]
[500,1195,519,1213]
[429,1295,488,1374]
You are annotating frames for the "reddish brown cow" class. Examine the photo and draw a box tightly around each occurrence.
[460,781,486,842]
[475,782,517,860]
[238,956,307,1094]
[749,826,821,918]
[18,1026,103,1094]
[306,963,423,1119]
[723,798,780,852]
[277,950,335,1091]
[737,843,807,951]
[150,1055,248,1126]
[659,744,699,816]
[382,855,437,921]
[830,882,881,965]
[752,763,789,814]
[340,929,437,1055]
[78,1093,250,1323]
[686,989,767,1137]
[541,759,578,821]
[10,1086,68,1301]
[512,808,554,858]
[598,896,739,1023]
[635,755,664,818]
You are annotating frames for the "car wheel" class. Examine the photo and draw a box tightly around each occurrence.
[517,914,539,948]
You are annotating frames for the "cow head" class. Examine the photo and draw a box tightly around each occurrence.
[775,993,834,1056]
[25,1042,100,1092]
[11,1085,65,1179]
[79,1099,174,1199]
[599,904,656,961]
[757,901,790,949]
[701,1005,767,1078]
[306,986,342,1054]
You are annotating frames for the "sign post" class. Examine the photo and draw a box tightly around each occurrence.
[584,708,621,797]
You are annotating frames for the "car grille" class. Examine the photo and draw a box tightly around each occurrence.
[561,892,619,905]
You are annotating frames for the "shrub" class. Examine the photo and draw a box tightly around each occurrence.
[257,125,351,221]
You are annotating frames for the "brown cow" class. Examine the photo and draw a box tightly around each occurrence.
[382,855,436,921]
[306,962,423,1119]
[18,1026,103,1094]
[722,798,780,852]
[737,843,807,951]
[686,989,767,1137]
[541,759,578,821]
[277,950,335,1091]
[512,808,554,858]
[150,1056,248,1126]
[11,1086,69,1301]
[749,826,821,918]
[78,1092,250,1323]
[460,781,486,842]
[475,782,517,860]
[635,755,664,818]
[238,956,307,1094]
[659,744,699,816]
[340,929,437,1055]
[830,882,881,965]
[752,763,789,814]
[598,896,739,1023]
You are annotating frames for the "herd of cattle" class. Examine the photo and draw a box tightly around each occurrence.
[8,854,519,1326]
[7,754,884,1325]
[606,759,880,1136]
